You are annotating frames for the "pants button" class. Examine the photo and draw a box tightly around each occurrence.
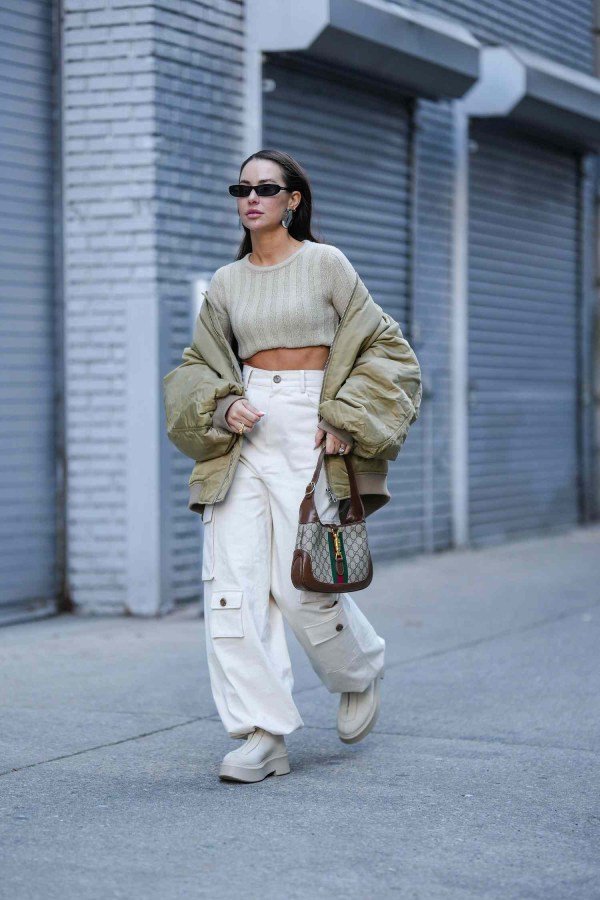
[273,374,281,383]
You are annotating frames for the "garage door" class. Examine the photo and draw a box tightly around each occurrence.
[263,54,422,559]
[0,1,58,621]
[468,123,581,545]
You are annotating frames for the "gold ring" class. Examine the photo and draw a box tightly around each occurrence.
[238,423,246,435]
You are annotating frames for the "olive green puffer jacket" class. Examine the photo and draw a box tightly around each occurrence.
[163,272,422,519]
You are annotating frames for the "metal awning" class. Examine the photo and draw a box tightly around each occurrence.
[463,45,600,150]
[247,0,480,100]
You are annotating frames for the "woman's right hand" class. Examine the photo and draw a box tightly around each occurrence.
[225,398,265,432]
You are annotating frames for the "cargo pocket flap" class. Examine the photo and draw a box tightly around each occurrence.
[304,606,348,646]
[210,589,243,610]
[209,589,244,638]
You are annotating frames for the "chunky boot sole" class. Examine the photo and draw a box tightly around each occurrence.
[219,752,291,783]
[338,677,382,744]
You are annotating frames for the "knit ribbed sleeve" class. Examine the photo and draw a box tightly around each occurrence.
[323,244,359,318]
[207,268,232,344]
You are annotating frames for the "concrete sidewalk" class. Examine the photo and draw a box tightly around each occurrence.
[1,525,599,899]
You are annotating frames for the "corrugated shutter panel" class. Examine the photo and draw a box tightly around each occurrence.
[412,99,455,553]
[468,123,581,545]
[0,1,58,619]
[262,54,422,559]
[401,0,593,72]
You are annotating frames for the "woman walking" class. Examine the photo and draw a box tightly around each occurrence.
[163,150,422,783]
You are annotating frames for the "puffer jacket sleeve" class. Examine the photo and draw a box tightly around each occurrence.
[162,317,244,462]
[319,310,422,461]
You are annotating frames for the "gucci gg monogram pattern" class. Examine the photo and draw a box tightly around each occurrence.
[295,522,371,585]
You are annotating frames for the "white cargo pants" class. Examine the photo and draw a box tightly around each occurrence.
[201,364,385,739]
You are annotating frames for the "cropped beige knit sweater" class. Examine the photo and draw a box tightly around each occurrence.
[207,239,357,359]
[208,239,358,447]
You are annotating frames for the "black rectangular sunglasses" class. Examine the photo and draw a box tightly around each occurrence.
[228,183,290,197]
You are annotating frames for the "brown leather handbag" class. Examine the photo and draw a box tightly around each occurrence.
[291,446,373,593]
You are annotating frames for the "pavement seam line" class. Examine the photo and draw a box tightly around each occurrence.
[0,714,220,778]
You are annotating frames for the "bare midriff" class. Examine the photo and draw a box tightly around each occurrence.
[242,345,330,371]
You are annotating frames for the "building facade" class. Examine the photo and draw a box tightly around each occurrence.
[1,0,598,623]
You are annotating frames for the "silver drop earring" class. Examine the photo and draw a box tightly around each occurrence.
[281,207,294,229]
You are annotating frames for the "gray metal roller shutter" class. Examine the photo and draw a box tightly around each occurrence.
[262,54,423,559]
[468,123,581,546]
[405,0,593,72]
[0,1,58,620]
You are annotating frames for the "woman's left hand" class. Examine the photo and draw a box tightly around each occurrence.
[314,426,351,455]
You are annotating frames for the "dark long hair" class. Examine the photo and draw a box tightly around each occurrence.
[234,149,324,260]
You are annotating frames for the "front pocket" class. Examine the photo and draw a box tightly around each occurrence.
[303,602,361,673]
[304,386,322,411]
[209,589,244,638]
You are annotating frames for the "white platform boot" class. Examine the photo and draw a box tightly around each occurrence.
[219,728,291,783]
[337,672,383,744]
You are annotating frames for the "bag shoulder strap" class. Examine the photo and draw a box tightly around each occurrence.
[298,447,365,525]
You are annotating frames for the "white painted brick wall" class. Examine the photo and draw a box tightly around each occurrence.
[63,1,158,615]
[62,0,246,615]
